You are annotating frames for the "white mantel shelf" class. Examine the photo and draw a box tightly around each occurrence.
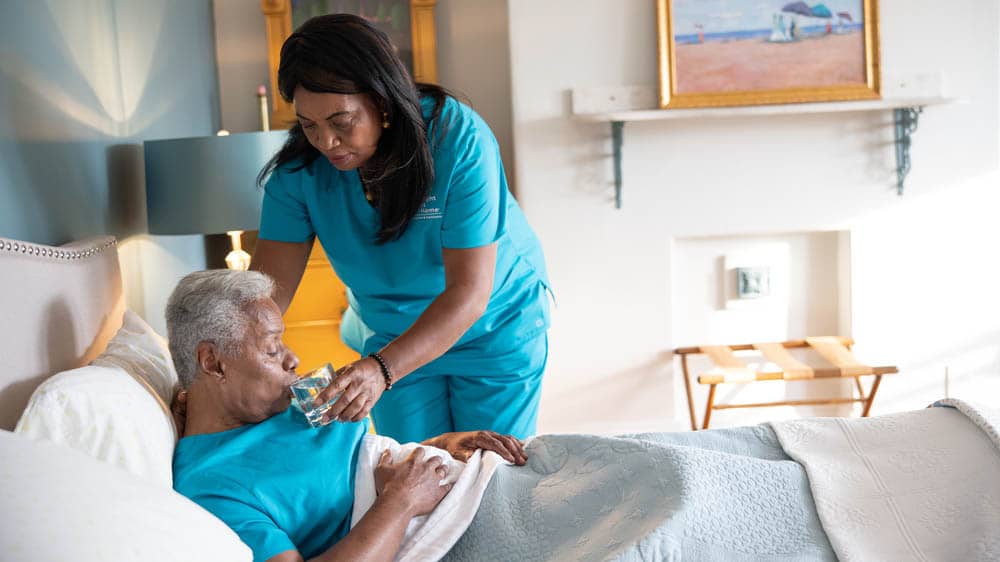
[573,95,958,207]
[572,96,956,123]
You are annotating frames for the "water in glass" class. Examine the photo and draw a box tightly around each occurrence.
[289,363,340,428]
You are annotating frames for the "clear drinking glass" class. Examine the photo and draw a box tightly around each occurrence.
[289,363,340,428]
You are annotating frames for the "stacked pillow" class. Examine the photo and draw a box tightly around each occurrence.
[5,309,252,561]
[15,311,178,486]
[0,429,251,562]
[92,309,178,412]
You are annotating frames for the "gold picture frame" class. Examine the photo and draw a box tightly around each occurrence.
[657,0,880,109]
[260,0,438,128]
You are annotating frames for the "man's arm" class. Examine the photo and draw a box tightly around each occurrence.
[266,448,451,562]
[266,494,416,562]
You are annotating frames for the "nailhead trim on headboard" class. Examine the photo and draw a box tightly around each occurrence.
[0,237,118,260]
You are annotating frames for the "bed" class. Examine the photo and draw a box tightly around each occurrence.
[1,235,998,562]
[0,236,251,561]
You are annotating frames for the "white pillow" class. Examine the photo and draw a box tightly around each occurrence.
[0,429,251,562]
[14,309,179,487]
[14,364,177,486]
[92,309,179,407]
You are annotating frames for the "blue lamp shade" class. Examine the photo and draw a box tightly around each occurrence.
[143,131,288,235]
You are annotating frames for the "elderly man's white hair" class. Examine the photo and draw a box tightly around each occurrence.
[166,269,276,388]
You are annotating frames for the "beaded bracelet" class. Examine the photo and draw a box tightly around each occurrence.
[368,352,393,390]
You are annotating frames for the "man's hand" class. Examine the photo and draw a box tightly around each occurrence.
[375,448,452,517]
[425,431,527,465]
[270,448,450,562]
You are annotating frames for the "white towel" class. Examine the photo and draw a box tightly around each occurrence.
[351,434,506,562]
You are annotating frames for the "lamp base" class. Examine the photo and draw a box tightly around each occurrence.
[225,231,252,271]
[225,248,252,271]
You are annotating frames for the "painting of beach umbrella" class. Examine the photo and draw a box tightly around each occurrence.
[660,0,879,108]
[781,1,813,17]
[836,11,853,33]
[781,1,811,39]
[811,4,832,34]
[811,4,832,18]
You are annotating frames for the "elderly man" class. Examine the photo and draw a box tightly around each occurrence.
[168,270,526,562]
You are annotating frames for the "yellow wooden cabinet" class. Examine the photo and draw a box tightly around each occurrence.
[282,241,359,372]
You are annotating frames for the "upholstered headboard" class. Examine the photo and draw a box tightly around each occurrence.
[0,236,124,430]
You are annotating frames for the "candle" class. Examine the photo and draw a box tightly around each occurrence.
[257,85,270,132]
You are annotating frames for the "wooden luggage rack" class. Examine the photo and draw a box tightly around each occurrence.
[674,336,898,430]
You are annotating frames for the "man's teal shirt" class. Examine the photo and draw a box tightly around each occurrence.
[173,407,368,562]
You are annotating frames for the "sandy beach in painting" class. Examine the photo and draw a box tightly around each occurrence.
[675,31,867,93]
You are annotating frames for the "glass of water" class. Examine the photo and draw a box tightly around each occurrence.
[289,363,340,428]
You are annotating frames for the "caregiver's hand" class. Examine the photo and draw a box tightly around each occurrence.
[319,357,385,423]
[375,448,452,517]
[426,431,528,466]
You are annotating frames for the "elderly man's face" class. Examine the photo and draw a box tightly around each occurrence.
[219,298,300,423]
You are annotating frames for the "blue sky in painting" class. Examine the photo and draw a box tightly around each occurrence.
[672,0,864,34]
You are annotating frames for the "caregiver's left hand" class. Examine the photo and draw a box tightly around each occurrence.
[320,357,386,423]
[427,431,528,466]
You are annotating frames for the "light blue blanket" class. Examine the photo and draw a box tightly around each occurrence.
[443,424,835,562]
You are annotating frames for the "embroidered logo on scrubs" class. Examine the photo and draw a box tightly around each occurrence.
[415,195,443,220]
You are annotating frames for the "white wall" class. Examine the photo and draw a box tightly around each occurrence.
[435,0,516,190]
[212,0,271,134]
[850,171,1000,413]
[673,232,845,346]
[507,0,1000,433]
[119,236,207,335]
[673,231,852,428]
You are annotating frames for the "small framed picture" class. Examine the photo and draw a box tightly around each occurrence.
[736,267,771,299]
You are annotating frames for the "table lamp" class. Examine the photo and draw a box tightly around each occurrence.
[143,130,287,270]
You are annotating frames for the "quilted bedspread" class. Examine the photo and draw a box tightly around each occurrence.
[772,400,1000,562]
[352,401,999,561]
[442,425,836,562]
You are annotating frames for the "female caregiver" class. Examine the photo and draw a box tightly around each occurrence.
[251,14,551,443]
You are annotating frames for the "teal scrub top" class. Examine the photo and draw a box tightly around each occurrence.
[260,96,551,376]
[173,407,369,562]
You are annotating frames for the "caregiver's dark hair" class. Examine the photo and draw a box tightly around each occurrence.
[257,13,450,244]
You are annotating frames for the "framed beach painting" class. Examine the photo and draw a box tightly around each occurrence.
[656,0,880,108]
